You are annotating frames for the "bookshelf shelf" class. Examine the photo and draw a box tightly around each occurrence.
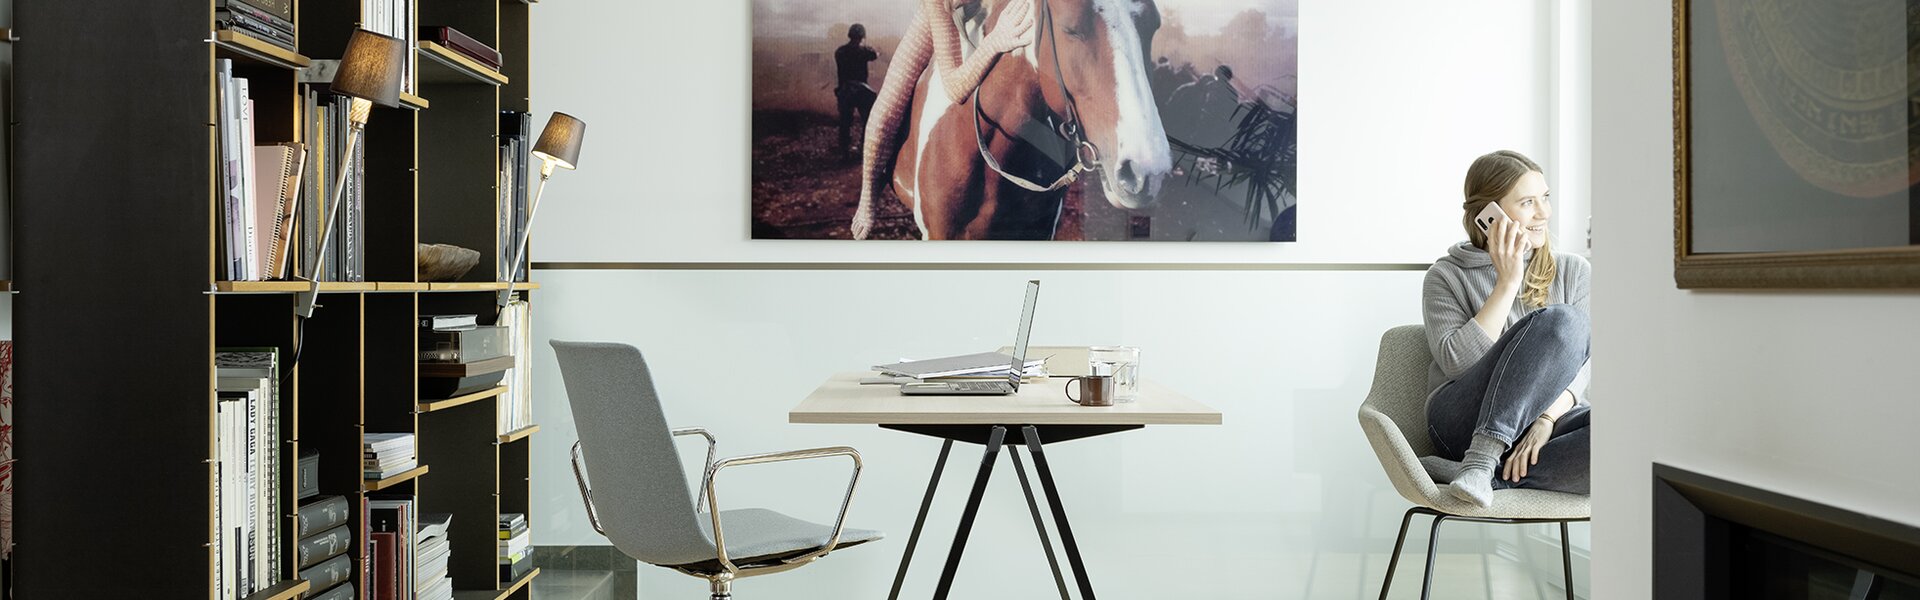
[424,281,539,292]
[214,281,379,293]
[401,91,431,110]
[0,280,11,292]
[239,579,312,600]
[498,424,540,444]
[452,567,541,600]
[363,464,430,491]
[213,30,312,70]
[417,41,508,86]
[419,386,508,413]
[376,281,432,292]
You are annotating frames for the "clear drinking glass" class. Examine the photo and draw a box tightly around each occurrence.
[1087,345,1140,402]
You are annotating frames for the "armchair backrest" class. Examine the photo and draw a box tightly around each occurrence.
[1357,325,1442,504]
[550,340,716,566]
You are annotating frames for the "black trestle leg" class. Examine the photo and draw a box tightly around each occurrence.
[1420,515,1447,600]
[1010,446,1071,600]
[889,438,954,600]
[932,426,1006,600]
[1024,425,1098,600]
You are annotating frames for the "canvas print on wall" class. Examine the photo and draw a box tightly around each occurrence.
[752,0,1298,241]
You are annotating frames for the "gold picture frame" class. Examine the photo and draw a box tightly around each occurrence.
[1672,0,1920,289]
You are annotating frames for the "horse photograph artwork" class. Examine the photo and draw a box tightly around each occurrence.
[752,0,1298,241]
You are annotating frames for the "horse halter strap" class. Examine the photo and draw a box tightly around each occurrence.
[972,0,1100,193]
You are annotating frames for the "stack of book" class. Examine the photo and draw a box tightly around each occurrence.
[497,302,534,435]
[414,514,454,600]
[217,59,310,282]
[294,495,355,600]
[214,349,285,598]
[215,0,296,52]
[368,496,418,600]
[360,0,419,95]
[498,513,532,584]
[419,315,515,399]
[421,25,502,72]
[498,111,532,284]
[363,434,417,480]
[295,62,370,282]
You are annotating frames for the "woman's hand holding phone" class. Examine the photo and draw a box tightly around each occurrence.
[1486,210,1529,287]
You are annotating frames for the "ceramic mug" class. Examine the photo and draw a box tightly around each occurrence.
[1065,375,1115,407]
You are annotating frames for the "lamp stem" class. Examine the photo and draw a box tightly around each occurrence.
[296,97,372,319]
[499,162,554,307]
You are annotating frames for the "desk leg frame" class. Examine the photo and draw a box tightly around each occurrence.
[889,439,955,600]
[1010,447,1072,600]
[933,426,1007,600]
[1023,425,1098,600]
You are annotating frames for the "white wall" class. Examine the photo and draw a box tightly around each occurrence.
[527,2,1585,599]
[1589,1,1920,598]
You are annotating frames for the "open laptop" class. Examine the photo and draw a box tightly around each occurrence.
[900,280,1039,396]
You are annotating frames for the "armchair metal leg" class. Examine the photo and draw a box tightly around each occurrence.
[932,426,1006,600]
[1009,446,1072,600]
[1561,521,1576,600]
[1379,507,1422,600]
[889,439,955,600]
[710,577,733,600]
[1420,514,1447,600]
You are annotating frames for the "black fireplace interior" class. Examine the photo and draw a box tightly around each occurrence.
[1654,463,1920,599]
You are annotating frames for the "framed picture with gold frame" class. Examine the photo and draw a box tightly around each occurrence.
[1673,0,1920,288]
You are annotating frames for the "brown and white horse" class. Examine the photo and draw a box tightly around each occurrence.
[890,0,1170,239]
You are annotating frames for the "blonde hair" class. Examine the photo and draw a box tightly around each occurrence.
[1461,150,1556,309]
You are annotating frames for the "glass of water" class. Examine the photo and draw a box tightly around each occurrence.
[1088,345,1140,402]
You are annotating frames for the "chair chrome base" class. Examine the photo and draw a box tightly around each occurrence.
[709,577,732,600]
[1379,506,1586,600]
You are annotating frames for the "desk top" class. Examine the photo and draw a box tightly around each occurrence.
[789,372,1223,426]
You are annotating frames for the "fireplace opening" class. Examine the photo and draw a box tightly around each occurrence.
[1653,464,1920,599]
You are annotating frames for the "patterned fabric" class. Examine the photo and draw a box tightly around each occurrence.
[1,341,12,557]
[1358,326,1589,520]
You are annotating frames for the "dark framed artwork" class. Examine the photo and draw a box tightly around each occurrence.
[1673,0,1920,288]
[751,0,1298,241]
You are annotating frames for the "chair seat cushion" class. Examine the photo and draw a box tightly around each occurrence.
[668,508,884,572]
[1415,488,1590,520]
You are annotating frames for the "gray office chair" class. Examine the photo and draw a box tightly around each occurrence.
[1358,325,1588,599]
[551,340,884,600]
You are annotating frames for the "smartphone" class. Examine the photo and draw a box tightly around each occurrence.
[1473,203,1510,235]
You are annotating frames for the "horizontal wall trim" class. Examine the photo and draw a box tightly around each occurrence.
[531,262,1433,272]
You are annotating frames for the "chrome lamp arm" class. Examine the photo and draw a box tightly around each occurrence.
[703,446,863,576]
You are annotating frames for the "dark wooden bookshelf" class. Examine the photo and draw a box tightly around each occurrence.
[452,567,541,600]
[13,2,542,598]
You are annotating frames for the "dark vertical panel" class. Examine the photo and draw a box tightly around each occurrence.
[296,294,366,595]
[12,0,215,594]
[417,85,500,282]
[418,400,499,590]
[364,108,419,283]
[364,293,418,433]
[498,1,530,114]
[420,0,500,50]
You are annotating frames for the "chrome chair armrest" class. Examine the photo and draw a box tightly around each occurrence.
[702,446,863,575]
[673,427,720,509]
[569,441,607,535]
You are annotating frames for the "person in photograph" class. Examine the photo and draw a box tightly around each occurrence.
[834,23,881,158]
[848,0,1036,239]
[1420,150,1592,507]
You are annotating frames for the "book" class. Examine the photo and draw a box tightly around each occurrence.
[216,60,245,280]
[266,143,307,279]
[216,347,283,589]
[216,10,298,51]
[419,25,501,69]
[237,81,259,280]
[297,554,353,599]
[250,144,294,281]
[307,582,354,600]
[296,525,353,569]
[418,314,478,331]
[370,532,398,600]
[295,495,350,538]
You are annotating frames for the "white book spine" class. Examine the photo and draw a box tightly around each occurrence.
[235,78,258,281]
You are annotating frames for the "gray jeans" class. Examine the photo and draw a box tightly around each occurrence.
[1426,304,1591,495]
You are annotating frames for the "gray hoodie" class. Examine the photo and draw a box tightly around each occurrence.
[1422,241,1591,405]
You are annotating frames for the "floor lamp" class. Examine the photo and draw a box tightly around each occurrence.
[499,112,585,306]
[296,29,406,319]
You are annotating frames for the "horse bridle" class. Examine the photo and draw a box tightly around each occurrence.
[972,0,1101,192]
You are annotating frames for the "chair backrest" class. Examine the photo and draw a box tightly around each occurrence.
[550,340,716,567]
[1357,325,1442,504]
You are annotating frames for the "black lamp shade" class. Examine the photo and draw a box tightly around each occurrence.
[332,29,406,107]
[532,112,586,170]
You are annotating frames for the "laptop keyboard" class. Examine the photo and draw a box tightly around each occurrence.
[949,381,1007,392]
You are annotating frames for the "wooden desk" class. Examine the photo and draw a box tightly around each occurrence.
[791,372,1221,600]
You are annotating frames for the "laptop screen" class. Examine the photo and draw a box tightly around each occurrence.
[1007,280,1040,390]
